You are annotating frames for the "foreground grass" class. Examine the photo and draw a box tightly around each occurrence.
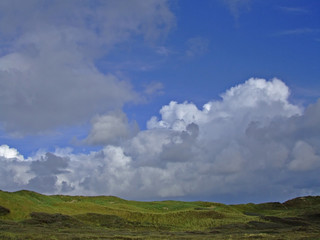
[0,190,320,239]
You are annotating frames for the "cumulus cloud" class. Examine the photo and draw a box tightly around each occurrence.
[0,145,33,190]
[84,111,139,145]
[0,145,24,161]
[289,141,320,171]
[0,0,175,135]
[148,78,301,137]
[26,153,71,193]
[1,78,320,203]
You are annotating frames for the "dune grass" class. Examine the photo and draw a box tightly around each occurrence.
[0,190,320,239]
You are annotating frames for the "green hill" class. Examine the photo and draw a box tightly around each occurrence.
[0,190,319,239]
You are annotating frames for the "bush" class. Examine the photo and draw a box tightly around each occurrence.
[0,206,10,216]
[24,212,82,227]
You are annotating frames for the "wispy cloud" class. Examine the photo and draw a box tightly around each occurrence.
[185,37,209,58]
[222,0,252,22]
[156,46,171,56]
[144,81,164,96]
[277,28,320,36]
[278,6,309,14]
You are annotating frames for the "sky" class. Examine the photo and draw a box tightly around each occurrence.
[0,0,320,204]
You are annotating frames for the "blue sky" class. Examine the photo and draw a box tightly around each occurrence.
[0,0,320,203]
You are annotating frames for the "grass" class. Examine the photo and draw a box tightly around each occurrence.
[0,190,320,239]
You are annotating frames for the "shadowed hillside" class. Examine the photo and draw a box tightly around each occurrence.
[0,190,320,239]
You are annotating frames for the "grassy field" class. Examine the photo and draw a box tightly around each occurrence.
[0,190,320,239]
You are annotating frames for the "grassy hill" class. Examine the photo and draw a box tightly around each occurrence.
[0,190,320,239]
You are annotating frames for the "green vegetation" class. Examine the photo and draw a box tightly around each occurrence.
[0,190,320,239]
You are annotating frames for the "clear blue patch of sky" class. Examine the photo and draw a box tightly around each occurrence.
[0,124,100,158]
[119,0,320,129]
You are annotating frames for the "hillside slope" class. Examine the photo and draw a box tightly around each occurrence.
[0,190,320,239]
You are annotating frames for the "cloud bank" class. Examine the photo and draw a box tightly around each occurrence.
[2,78,320,203]
[0,0,174,135]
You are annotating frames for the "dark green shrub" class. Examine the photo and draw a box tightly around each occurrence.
[0,206,10,216]
[23,212,82,228]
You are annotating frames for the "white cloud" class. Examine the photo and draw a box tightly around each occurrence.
[0,39,136,135]
[0,145,24,161]
[147,101,206,131]
[1,78,320,202]
[84,111,138,145]
[0,0,175,135]
[0,145,33,188]
[148,78,301,140]
[289,141,320,171]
